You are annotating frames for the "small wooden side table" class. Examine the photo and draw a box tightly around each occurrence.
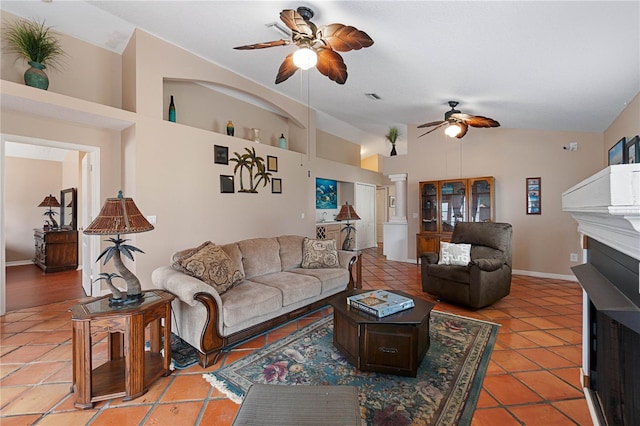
[70,289,175,409]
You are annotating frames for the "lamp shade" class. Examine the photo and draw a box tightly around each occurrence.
[293,47,318,70]
[84,191,154,235]
[38,194,60,208]
[335,201,361,221]
[445,123,462,137]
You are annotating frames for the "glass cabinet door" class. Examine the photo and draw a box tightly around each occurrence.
[420,182,438,233]
[470,178,493,222]
[440,180,466,232]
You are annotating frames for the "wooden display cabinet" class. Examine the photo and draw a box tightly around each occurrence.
[416,177,494,263]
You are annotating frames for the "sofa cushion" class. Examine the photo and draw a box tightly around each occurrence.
[220,281,283,328]
[250,272,322,306]
[301,238,339,268]
[173,241,244,294]
[438,242,471,266]
[278,235,305,271]
[427,263,470,284]
[238,237,282,278]
[220,243,245,277]
[290,268,350,293]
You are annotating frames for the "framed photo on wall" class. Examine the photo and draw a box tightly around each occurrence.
[272,178,282,194]
[526,177,541,215]
[626,135,639,164]
[267,155,278,172]
[220,175,234,193]
[214,145,228,165]
[608,137,626,165]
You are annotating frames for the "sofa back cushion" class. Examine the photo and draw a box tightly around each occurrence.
[220,243,245,277]
[238,237,282,278]
[278,235,305,271]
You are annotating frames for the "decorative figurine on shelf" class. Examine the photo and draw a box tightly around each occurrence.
[278,133,288,149]
[226,120,235,136]
[168,95,176,122]
[252,128,261,143]
[386,127,399,156]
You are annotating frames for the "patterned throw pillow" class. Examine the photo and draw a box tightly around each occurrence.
[174,241,244,293]
[301,237,340,269]
[438,242,472,266]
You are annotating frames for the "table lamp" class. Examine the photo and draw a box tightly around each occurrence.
[335,201,360,250]
[84,191,154,305]
[38,194,61,229]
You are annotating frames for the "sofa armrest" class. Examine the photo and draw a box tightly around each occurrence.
[420,252,439,264]
[337,250,356,269]
[469,258,505,272]
[152,266,222,307]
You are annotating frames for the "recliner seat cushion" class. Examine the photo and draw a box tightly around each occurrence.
[426,263,470,284]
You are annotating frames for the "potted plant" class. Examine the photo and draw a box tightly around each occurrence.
[3,18,64,90]
[386,127,399,156]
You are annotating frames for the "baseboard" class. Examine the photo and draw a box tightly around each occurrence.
[512,269,577,282]
[6,260,35,267]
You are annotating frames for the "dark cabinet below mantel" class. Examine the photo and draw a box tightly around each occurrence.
[34,229,78,273]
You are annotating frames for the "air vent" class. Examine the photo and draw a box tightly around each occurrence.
[365,93,381,100]
[265,22,291,38]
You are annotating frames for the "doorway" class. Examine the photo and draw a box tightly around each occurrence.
[1,134,101,315]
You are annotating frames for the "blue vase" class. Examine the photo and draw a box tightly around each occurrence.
[24,61,49,90]
[278,133,288,149]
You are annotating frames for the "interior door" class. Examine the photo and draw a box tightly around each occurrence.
[81,152,100,296]
[375,187,388,244]
[355,183,376,250]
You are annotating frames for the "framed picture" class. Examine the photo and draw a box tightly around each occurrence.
[220,175,234,193]
[626,135,639,164]
[316,178,337,209]
[214,145,228,165]
[272,178,282,194]
[389,196,396,208]
[526,177,541,215]
[608,137,626,165]
[267,155,278,172]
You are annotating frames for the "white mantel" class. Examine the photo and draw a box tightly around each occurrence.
[562,164,640,261]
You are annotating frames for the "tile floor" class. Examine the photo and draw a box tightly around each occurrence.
[1,247,593,425]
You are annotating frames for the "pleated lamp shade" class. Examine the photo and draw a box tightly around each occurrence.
[38,194,61,208]
[84,191,154,235]
[335,202,361,221]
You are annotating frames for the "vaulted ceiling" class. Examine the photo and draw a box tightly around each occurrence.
[2,1,638,158]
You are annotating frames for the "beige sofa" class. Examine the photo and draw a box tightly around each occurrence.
[152,235,358,367]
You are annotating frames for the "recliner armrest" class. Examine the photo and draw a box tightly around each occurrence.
[420,252,439,264]
[469,258,505,272]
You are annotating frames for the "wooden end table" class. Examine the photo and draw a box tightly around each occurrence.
[329,289,435,377]
[70,289,175,409]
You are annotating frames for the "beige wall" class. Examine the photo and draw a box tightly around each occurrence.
[384,125,605,276]
[5,157,62,262]
[316,130,362,167]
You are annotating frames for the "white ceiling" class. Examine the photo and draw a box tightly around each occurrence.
[2,1,639,158]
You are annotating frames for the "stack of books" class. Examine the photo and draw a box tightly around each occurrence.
[347,290,415,317]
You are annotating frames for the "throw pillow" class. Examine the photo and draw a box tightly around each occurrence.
[301,237,340,269]
[438,242,472,266]
[174,241,244,293]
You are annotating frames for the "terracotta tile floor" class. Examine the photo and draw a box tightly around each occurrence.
[1,247,593,425]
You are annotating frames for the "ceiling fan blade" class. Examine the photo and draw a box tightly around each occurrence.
[316,48,347,84]
[417,120,446,129]
[418,121,448,137]
[451,113,500,128]
[316,24,374,52]
[275,53,298,84]
[280,9,314,36]
[233,40,290,50]
[456,122,469,138]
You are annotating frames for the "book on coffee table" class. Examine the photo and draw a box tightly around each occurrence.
[346,290,415,317]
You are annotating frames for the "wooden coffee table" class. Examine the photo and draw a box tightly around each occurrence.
[328,289,435,377]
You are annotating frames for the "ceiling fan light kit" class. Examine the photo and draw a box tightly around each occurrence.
[418,101,500,139]
[234,6,374,84]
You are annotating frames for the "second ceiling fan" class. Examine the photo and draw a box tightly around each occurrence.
[233,6,374,85]
[418,101,500,139]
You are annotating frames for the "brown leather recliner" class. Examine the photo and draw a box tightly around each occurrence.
[420,222,513,309]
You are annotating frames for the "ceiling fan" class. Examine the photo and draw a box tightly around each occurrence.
[233,6,374,85]
[418,101,500,139]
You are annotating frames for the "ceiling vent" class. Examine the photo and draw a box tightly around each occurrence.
[365,93,381,100]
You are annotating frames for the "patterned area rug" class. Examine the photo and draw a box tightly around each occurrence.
[170,333,199,369]
[204,311,498,425]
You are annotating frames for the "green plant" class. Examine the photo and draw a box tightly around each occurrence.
[386,127,399,145]
[3,18,64,69]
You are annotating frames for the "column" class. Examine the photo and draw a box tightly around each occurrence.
[383,173,408,261]
[388,173,407,223]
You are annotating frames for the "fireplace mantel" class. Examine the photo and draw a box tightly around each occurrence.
[562,164,640,261]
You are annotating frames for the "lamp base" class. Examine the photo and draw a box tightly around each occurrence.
[109,292,144,306]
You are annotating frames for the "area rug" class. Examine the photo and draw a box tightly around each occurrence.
[204,311,498,425]
[170,333,199,369]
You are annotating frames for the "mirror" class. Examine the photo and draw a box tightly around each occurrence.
[60,188,77,230]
